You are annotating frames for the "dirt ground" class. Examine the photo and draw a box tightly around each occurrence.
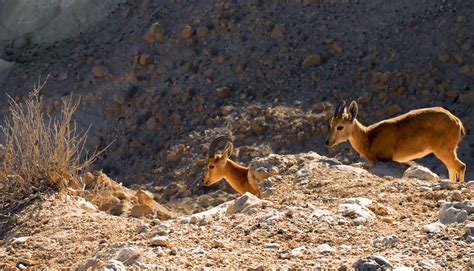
[0,153,473,269]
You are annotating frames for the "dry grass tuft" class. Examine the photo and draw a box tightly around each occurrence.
[0,81,100,206]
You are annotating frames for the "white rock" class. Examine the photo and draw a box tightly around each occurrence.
[12,236,29,245]
[318,243,335,254]
[187,201,231,221]
[310,208,333,218]
[289,246,305,257]
[373,235,399,246]
[439,179,451,190]
[150,236,170,247]
[465,181,474,188]
[338,203,375,223]
[422,222,445,233]
[439,203,468,224]
[191,247,205,255]
[342,197,373,207]
[403,165,439,181]
[226,192,271,215]
[418,259,440,269]
[78,198,97,212]
[103,260,125,271]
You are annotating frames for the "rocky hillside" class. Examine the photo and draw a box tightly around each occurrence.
[0,1,473,197]
[0,152,473,269]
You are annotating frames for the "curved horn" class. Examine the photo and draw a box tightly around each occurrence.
[208,135,232,158]
[334,100,346,117]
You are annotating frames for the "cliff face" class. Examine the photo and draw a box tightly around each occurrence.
[0,0,124,43]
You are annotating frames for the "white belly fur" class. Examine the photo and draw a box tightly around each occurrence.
[393,150,432,163]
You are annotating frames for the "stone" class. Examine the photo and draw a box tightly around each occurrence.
[422,222,445,233]
[215,87,230,98]
[11,237,29,245]
[318,243,335,254]
[130,205,153,218]
[146,117,157,131]
[13,36,28,49]
[270,25,285,39]
[226,192,271,215]
[439,179,451,190]
[78,198,97,212]
[76,258,98,271]
[138,54,153,66]
[263,243,280,249]
[403,165,439,181]
[417,259,440,269]
[461,200,474,214]
[338,203,375,223]
[115,247,140,265]
[464,223,474,241]
[438,202,468,224]
[144,22,165,43]
[211,240,225,248]
[91,65,111,79]
[103,260,125,271]
[196,26,209,37]
[459,91,474,105]
[302,54,321,69]
[150,236,170,247]
[113,92,126,105]
[342,197,372,207]
[191,247,205,255]
[372,235,399,246]
[180,25,193,39]
[354,256,391,271]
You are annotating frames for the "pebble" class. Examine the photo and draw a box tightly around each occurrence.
[191,247,205,255]
[372,235,399,246]
[144,22,165,43]
[417,259,440,269]
[422,222,445,233]
[354,255,391,271]
[318,243,335,254]
[150,236,170,247]
[263,243,280,249]
[301,54,321,69]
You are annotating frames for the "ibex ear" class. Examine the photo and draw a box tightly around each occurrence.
[348,100,358,122]
[221,142,233,162]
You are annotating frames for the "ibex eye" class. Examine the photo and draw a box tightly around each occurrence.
[337,126,344,130]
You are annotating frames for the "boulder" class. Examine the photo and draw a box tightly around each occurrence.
[403,165,439,181]
[226,192,271,215]
[354,256,391,271]
[438,202,468,224]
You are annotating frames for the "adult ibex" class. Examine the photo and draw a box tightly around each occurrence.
[325,100,466,182]
[203,136,259,195]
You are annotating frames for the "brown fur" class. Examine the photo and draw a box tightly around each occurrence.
[326,102,466,182]
[203,142,259,196]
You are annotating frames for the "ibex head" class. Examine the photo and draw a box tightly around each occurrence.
[325,100,358,147]
[203,135,234,186]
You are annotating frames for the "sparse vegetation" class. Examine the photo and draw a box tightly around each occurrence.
[0,81,97,205]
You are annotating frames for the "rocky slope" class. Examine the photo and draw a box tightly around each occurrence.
[1,152,473,269]
[0,1,473,197]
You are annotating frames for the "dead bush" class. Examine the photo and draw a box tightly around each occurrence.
[0,81,99,205]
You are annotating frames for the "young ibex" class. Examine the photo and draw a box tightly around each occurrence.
[325,100,466,182]
[203,136,259,195]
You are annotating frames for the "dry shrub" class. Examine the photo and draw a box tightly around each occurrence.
[0,81,99,205]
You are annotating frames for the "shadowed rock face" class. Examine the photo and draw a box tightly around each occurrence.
[0,0,125,43]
